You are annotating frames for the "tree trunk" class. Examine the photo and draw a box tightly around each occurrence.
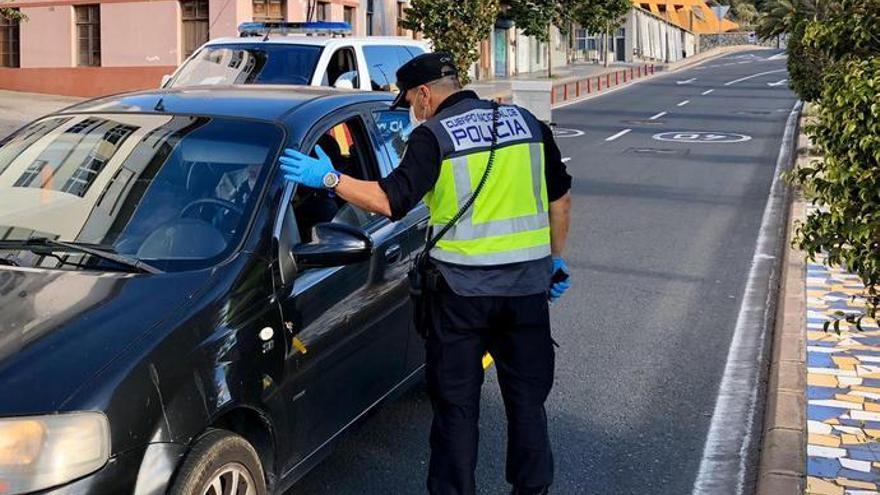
[604,30,610,67]
[547,25,553,79]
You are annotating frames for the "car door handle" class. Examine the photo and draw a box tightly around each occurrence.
[385,244,402,263]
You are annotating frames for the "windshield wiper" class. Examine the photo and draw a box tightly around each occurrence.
[0,237,163,274]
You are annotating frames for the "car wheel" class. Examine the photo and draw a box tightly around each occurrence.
[170,429,267,495]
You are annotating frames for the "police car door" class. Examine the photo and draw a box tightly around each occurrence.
[275,107,410,472]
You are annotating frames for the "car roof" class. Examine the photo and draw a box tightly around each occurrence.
[57,85,394,124]
[206,36,428,47]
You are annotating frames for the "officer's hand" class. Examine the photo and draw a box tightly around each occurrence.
[279,145,335,189]
[549,256,571,303]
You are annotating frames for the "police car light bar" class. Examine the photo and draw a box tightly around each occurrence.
[238,21,353,38]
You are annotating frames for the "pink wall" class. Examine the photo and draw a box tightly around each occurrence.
[208,0,238,38]
[20,5,74,68]
[101,1,181,67]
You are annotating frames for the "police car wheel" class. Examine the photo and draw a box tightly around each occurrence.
[170,429,267,495]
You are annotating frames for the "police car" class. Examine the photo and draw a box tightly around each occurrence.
[0,85,424,494]
[162,21,429,92]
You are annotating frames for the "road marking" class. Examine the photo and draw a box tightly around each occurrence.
[553,128,585,138]
[561,157,571,163]
[605,129,632,141]
[649,111,667,120]
[653,131,751,143]
[724,69,787,86]
[677,100,690,107]
[691,100,803,495]
[677,78,697,85]
[766,52,787,61]
[702,89,715,95]
[767,79,789,87]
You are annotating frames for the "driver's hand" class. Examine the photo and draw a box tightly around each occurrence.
[279,146,336,189]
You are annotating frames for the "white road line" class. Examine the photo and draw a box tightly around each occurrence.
[724,69,787,86]
[649,111,667,120]
[691,100,803,495]
[677,78,697,85]
[561,157,571,163]
[677,100,690,107]
[702,89,715,95]
[605,129,632,142]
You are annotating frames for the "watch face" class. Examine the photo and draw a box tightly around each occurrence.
[322,172,339,189]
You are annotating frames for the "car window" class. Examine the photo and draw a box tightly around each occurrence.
[363,45,415,91]
[169,44,323,87]
[292,116,379,242]
[371,109,413,172]
[321,47,359,88]
[0,114,282,272]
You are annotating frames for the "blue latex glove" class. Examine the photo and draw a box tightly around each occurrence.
[279,145,335,189]
[549,256,571,303]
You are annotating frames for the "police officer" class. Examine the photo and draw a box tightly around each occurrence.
[280,52,572,495]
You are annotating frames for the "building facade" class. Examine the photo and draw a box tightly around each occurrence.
[0,0,411,96]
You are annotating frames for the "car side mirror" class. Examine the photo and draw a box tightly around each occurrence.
[292,222,372,269]
[160,74,172,88]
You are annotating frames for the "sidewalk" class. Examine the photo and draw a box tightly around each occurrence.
[0,90,82,138]
[468,60,644,101]
[468,44,761,104]
[757,107,880,495]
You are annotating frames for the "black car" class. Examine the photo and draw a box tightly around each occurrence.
[0,86,428,495]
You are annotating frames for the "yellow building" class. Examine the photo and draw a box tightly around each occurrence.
[633,0,740,33]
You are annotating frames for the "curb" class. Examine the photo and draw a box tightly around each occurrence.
[755,118,809,494]
[546,45,762,109]
[691,100,801,494]
[474,44,764,109]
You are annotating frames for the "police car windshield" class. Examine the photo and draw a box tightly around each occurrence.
[169,44,323,87]
[0,114,282,272]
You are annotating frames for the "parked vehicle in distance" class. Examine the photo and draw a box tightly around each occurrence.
[162,21,428,92]
[0,85,427,495]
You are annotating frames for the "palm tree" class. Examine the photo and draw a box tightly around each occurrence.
[754,0,835,40]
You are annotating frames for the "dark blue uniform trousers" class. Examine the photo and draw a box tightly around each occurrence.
[424,284,555,495]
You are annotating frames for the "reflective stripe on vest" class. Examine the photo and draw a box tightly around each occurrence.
[426,140,551,266]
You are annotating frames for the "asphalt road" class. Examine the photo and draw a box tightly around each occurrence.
[292,49,798,495]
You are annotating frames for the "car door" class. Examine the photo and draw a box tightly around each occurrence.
[367,103,431,374]
[274,106,412,473]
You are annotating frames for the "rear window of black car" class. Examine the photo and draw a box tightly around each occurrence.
[169,44,324,87]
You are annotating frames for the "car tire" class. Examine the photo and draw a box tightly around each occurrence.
[169,429,267,495]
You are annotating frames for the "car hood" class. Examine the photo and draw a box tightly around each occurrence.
[0,266,211,414]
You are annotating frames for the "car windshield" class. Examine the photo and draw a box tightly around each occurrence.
[0,114,283,272]
[169,44,323,87]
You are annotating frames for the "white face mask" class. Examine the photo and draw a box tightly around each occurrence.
[409,91,426,127]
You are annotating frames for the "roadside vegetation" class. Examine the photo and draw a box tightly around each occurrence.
[399,0,631,83]
[758,0,880,329]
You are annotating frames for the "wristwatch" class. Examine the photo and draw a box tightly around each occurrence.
[322,171,341,190]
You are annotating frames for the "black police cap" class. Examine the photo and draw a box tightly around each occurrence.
[390,52,459,109]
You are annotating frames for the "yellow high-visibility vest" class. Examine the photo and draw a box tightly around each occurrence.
[421,98,550,266]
